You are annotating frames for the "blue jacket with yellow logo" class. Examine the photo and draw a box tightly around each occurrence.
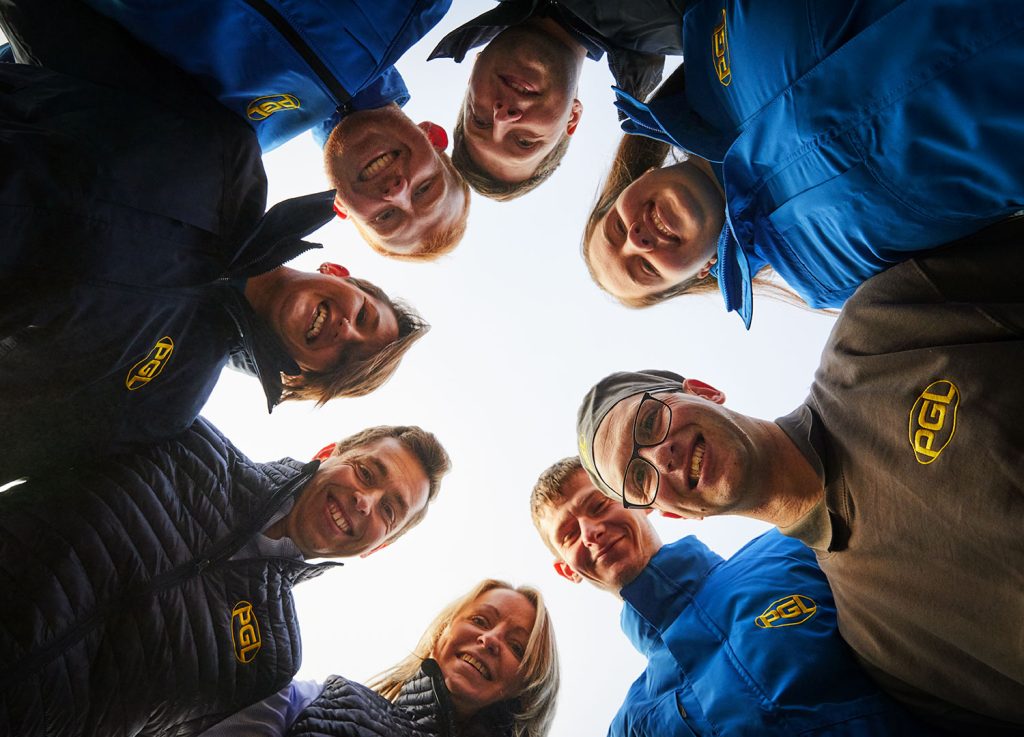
[0,2,334,485]
[80,0,451,151]
[0,418,339,737]
[610,531,934,737]
[614,0,1024,326]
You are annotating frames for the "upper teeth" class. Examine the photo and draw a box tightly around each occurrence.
[461,653,490,680]
[306,302,327,342]
[360,151,398,180]
[328,498,352,534]
[689,441,705,486]
[651,207,673,238]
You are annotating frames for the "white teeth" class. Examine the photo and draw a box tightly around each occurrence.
[359,151,398,180]
[689,441,705,486]
[306,302,327,342]
[651,207,673,238]
[327,498,352,534]
[460,653,491,680]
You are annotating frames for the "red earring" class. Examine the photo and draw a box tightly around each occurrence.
[317,262,350,278]
[312,442,336,462]
[420,121,449,151]
[332,202,348,220]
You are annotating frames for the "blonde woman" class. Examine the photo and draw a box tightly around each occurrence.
[201,579,560,737]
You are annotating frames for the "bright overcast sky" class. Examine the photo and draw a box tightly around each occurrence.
[3,5,839,734]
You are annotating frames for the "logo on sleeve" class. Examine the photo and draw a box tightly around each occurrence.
[247,94,301,121]
[125,336,174,391]
[909,380,959,465]
[231,601,262,664]
[712,9,732,86]
[755,594,817,628]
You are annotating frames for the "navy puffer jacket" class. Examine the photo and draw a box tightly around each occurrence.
[288,659,516,737]
[0,418,339,737]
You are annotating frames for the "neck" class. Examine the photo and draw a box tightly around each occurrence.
[690,156,725,201]
[526,16,589,65]
[738,420,824,528]
[243,266,288,315]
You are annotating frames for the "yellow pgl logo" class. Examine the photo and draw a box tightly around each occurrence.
[231,601,262,664]
[712,9,732,86]
[909,380,959,464]
[755,594,817,629]
[247,93,301,121]
[125,336,174,391]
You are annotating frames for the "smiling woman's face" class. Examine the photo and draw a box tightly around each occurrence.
[433,588,535,719]
[587,161,726,302]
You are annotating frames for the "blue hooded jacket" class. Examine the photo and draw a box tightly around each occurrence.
[610,531,934,736]
[82,0,452,150]
[614,0,1024,326]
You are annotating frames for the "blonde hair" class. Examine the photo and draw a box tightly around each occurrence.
[355,153,471,261]
[369,579,560,737]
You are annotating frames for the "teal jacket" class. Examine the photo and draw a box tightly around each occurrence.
[615,0,1024,325]
[611,532,933,736]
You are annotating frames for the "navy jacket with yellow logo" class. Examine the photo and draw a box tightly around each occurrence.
[0,0,334,485]
[0,418,339,737]
[610,531,934,737]
[614,0,1024,326]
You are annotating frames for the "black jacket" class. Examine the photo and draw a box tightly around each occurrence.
[0,0,334,485]
[0,418,339,737]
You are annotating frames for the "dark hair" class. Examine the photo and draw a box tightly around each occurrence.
[281,277,429,404]
[325,424,451,540]
[452,111,572,202]
[582,134,805,308]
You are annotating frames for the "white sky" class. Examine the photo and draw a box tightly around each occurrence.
[3,5,839,734]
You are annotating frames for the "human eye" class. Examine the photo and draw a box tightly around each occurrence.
[356,302,368,326]
[515,137,538,150]
[639,258,659,278]
[630,462,651,493]
[470,614,489,627]
[381,500,396,526]
[509,640,526,659]
[471,112,491,130]
[414,179,433,198]
[374,208,396,224]
[356,463,373,485]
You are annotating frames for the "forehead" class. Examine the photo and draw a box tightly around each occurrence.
[593,392,648,481]
[467,588,536,629]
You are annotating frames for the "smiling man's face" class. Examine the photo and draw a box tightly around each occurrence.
[537,470,660,593]
[275,437,430,559]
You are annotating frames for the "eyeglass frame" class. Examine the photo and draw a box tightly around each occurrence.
[620,392,672,509]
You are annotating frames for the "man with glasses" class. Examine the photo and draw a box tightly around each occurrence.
[574,218,1024,733]
[529,457,925,736]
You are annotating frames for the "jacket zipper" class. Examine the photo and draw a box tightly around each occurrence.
[241,0,351,104]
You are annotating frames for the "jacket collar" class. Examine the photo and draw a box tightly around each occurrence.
[227,190,333,279]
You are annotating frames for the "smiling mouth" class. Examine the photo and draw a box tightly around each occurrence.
[327,495,353,535]
[650,203,676,240]
[359,150,399,181]
[306,301,327,343]
[460,652,492,680]
[689,438,706,488]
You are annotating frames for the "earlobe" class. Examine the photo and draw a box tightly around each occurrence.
[659,510,684,519]
[681,378,726,405]
[418,121,449,151]
[697,256,718,280]
[317,262,350,279]
[360,542,390,559]
[566,99,583,136]
[553,561,582,584]
[332,194,348,220]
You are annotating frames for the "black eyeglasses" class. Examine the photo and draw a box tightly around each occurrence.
[621,393,672,508]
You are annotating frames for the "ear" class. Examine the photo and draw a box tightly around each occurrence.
[418,121,449,151]
[312,442,336,462]
[360,541,390,559]
[659,510,684,519]
[317,262,350,278]
[331,192,349,220]
[681,378,726,405]
[566,99,583,136]
[553,560,582,584]
[697,255,718,280]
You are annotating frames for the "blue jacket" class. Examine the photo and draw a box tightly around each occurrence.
[0,4,334,484]
[610,531,932,736]
[614,0,1024,326]
[0,418,339,737]
[82,0,452,150]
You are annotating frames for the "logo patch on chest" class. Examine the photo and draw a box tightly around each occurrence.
[909,380,959,464]
[247,93,301,120]
[755,594,817,628]
[231,601,262,663]
[712,9,732,86]
[125,336,174,391]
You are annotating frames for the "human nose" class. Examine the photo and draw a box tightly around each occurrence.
[642,440,676,474]
[353,489,374,516]
[579,517,605,546]
[627,221,655,252]
[478,628,501,655]
[380,174,411,208]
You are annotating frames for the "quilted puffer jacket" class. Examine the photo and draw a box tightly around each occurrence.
[287,659,515,737]
[0,418,340,737]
